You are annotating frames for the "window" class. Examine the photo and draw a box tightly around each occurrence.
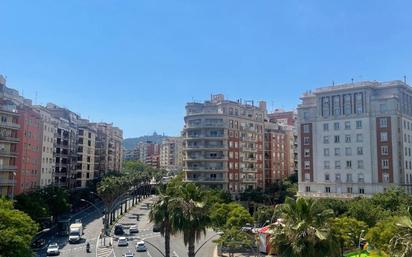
[357,147,363,155]
[358,173,365,183]
[323,123,329,131]
[347,187,353,193]
[354,93,364,114]
[323,136,330,144]
[356,120,362,129]
[356,134,363,142]
[335,173,341,182]
[335,161,341,169]
[324,161,330,169]
[380,132,388,142]
[325,173,330,181]
[324,148,330,156]
[383,173,390,183]
[332,95,341,115]
[334,135,340,143]
[347,173,353,183]
[305,186,311,192]
[346,160,352,169]
[334,122,340,130]
[304,173,311,181]
[345,121,351,130]
[381,146,389,155]
[358,160,364,169]
[334,148,341,156]
[304,161,310,169]
[345,147,352,156]
[303,124,310,133]
[304,149,311,157]
[325,187,331,193]
[382,159,389,169]
[380,118,388,128]
[343,94,352,115]
[359,188,365,194]
[321,96,330,117]
[304,137,310,145]
[345,135,351,143]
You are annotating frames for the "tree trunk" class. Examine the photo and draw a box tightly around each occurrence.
[165,221,170,257]
[188,235,196,257]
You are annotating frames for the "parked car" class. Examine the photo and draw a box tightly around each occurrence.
[152,223,160,232]
[123,251,134,257]
[136,241,147,252]
[46,243,60,256]
[31,238,46,249]
[118,237,128,247]
[129,225,139,233]
[115,224,125,235]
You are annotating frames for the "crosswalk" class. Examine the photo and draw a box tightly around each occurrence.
[97,246,113,257]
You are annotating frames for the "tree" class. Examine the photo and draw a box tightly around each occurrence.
[366,216,398,255]
[210,202,253,230]
[346,197,390,227]
[331,216,368,255]
[169,183,211,257]
[253,205,276,227]
[215,227,254,257]
[269,197,339,257]
[14,192,49,224]
[389,209,412,257]
[0,198,38,257]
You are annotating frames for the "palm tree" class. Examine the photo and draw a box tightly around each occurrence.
[169,183,211,257]
[149,190,173,257]
[269,197,339,257]
[389,208,412,257]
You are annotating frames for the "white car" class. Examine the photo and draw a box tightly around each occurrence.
[123,251,134,257]
[136,241,147,252]
[118,237,128,247]
[129,225,139,233]
[46,243,60,256]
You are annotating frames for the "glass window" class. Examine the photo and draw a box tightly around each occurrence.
[325,173,330,181]
[325,187,331,193]
[346,173,352,182]
[382,159,389,169]
[321,96,330,117]
[304,137,310,145]
[305,186,310,192]
[346,160,352,169]
[379,118,388,128]
[358,160,364,169]
[356,134,363,142]
[381,146,389,155]
[303,124,310,133]
[343,94,352,115]
[335,160,341,169]
[323,136,329,144]
[323,123,329,131]
[304,173,311,181]
[358,173,364,183]
[304,161,310,169]
[334,148,341,156]
[345,121,351,130]
[332,95,341,116]
[334,135,340,143]
[357,147,363,155]
[335,173,341,182]
[334,122,340,130]
[304,148,311,157]
[359,188,365,194]
[345,135,351,143]
[347,187,353,193]
[345,147,352,156]
[380,132,388,142]
[324,148,330,156]
[356,120,362,129]
[324,161,330,169]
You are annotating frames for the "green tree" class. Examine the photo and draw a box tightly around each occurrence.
[253,205,276,227]
[215,227,254,257]
[169,183,211,257]
[366,216,398,255]
[0,198,38,257]
[346,197,390,227]
[14,192,49,224]
[210,202,252,230]
[41,186,70,219]
[269,197,339,257]
[331,216,368,255]
[389,209,412,257]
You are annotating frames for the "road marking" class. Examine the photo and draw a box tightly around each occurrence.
[173,250,180,257]
[147,251,153,257]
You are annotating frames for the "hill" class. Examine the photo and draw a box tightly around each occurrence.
[123,132,168,150]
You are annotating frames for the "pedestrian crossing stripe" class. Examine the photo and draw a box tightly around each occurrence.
[97,247,113,257]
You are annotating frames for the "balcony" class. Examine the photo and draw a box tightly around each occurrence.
[186,132,226,140]
[0,121,20,130]
[0,179,16,186]
[0,165,17,171]
[186,166,227,172]
[187,176,226,183]
[185,155,228,161]
[0,106,19,115]
[186,144,227,150]
[241,177,257,183]
[297,192,372,199]
[240,136,256,142]
[186,122,227,129]
[0,135,19,143]
[240,168,257,172]
[0,149,17,157]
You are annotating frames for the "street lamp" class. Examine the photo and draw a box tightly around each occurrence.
[194,232,224,257]
[11,171,16,201]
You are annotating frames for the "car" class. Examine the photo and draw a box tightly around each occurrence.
[118,237,128,247]
[46,243,60,256]
[129,225,139,233]
[136,241,147,252]
[152,223,160,232]
[115,224,125,235]
[31,238,46,249]
[123,251,134,257]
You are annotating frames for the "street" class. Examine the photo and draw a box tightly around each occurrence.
[33,196,217,257]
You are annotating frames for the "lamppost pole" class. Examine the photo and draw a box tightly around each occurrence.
[194,232,223,257]
[11,171,16,201]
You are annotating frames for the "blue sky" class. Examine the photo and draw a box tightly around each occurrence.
[1,0,411,138]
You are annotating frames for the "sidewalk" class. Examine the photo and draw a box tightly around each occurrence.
[213,246,271,257]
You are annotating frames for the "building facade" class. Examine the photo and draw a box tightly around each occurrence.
[160,137,183,172]
[297,80,412,198]
[76,119,96,188]
[183,94,266,194]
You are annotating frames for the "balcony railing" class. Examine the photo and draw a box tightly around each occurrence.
[0,121,20,129]
[241,177,256,182]
[297,192,372,199]
[0,165,17,171]
[0,179,16,186]
[186,166,226,171]
[0,149,17,156]
[0,135,19,142]
[186,144,227,149]
[187,176,226,182]
[186,123,227,128]
[0,106,19,114]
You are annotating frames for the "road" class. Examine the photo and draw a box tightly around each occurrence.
[112,198,217,257]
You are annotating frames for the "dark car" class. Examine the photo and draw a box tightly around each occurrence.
[152,223,161,232]
[31,238,46,249]
[114,224,125,235]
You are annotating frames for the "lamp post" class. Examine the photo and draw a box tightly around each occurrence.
[11,171,16,201]
[80,199,105,245]
[358,230,365,257]
[194,232,224,257]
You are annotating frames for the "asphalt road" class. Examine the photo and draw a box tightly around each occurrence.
[112,198,217,257]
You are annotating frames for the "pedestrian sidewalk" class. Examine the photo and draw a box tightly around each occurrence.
[213,246,271,257]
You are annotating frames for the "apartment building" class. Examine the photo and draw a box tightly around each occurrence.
[268,109,297,126]
[297,80,412,198]
[94,122,123,177]
[15,104,43,194]
[34,106,57,187]
[0,79,20,197]
[183,94,266,194]
[136,141,161,168]
[76,119,96,188]
[160,137,183,172]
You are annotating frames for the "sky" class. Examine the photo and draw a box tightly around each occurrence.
[1,0,411,138]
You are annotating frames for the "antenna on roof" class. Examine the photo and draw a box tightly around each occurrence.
[332,81,335,86]
[35,91,38,105]
[404,75,407,84]
[351,78,354,84]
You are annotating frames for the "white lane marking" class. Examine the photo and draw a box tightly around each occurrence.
[173,250,180,257]
[147,251,153,257]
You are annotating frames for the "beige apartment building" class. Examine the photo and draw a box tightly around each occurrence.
[33,106,57,187]
[183,94,266,195]
[76,119,96,188]
[160,137,183,172]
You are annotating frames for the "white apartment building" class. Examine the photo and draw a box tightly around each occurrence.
[297,80,412,198]
[160,137,183,172]
[34,106,57,187]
